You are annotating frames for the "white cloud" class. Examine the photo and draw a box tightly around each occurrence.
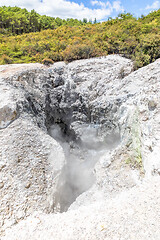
[91,1,111,8]
[113,1,123,12]
[91,0,123,12]
[145,0,160,10]
[0,0,124,21]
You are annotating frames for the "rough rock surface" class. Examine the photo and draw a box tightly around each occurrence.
[0,55,160,238]
[0,64,66,231]
[2,177,160,240]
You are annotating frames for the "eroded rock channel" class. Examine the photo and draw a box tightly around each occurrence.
[44,62,121,212]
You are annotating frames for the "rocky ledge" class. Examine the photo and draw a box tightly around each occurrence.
[0,55,160,238]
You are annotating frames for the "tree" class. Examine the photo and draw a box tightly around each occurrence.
[94,18,97,24]
[83,18,87,24]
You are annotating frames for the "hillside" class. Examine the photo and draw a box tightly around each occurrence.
[0,7,160,68]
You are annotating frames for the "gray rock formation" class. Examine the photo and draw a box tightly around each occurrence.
[0,55,160,237]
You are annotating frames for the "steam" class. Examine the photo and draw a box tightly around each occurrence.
[49,123,120,212]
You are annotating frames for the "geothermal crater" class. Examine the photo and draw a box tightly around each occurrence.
[0,56,135,223]
[1,56,160,238]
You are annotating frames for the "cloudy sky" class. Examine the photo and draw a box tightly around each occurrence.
[0,0,159,21]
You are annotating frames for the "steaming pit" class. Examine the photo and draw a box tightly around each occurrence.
[48,121,120,212]
[40,61,123,212]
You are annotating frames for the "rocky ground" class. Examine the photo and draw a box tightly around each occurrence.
[1,176,160,240]
[0,55,160,239]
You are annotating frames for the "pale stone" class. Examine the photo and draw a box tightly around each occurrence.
[0,56,160,238]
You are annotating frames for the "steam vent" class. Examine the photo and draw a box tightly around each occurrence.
[0,55,160,239]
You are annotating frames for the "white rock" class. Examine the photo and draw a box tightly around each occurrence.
[0,56,160,238]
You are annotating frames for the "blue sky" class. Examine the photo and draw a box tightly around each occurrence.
[0,0,159,21]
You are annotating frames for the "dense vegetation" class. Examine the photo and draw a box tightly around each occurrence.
[0,6,88,35]
[0,7,160,68]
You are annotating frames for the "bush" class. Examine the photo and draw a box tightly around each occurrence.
[63,44,100,62]
[132,52,151,69]
[0,54,13,64]
[41,58,54,66]
[48,52,63,62]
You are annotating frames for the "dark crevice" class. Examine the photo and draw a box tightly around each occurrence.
[44,81,121,212]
